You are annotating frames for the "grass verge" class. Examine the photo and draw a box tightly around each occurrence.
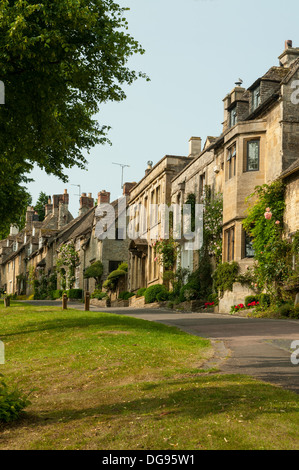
[0,302,298,450]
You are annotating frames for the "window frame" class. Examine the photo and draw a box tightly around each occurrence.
[227,143,236,180]
[225,227,235,262]
[243,230,255,259]
[246,139,260,172]
[252,86,261,111]
[230,106,237,128]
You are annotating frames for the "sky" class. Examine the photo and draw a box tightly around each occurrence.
[26,0,299,216]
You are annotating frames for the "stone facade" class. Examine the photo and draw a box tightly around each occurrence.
[127,41,299,312]
[0,42,298,312]
[0,188,131,298]
[127,155,191,292]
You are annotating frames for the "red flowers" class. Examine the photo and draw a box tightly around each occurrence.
[247,301,259,307]
[233,303,245,311]
[204,302,215,308]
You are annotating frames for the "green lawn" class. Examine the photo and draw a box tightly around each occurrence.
[0,302,299,450]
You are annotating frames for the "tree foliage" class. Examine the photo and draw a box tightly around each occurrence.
[0,0,147,231]
[34,192,49,222]
[84,260,103,288]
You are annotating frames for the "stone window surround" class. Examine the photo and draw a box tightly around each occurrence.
[226,142,237,181]
[244,138,260,172]
[224,225,235,262]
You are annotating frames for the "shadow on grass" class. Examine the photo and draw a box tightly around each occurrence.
[0,311,197,341]
[3,374,298,433]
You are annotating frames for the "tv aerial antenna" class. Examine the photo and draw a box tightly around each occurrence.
[112,162,130,189]
[71,184,81,204]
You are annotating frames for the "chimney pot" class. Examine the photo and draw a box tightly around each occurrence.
[285,40,293,49]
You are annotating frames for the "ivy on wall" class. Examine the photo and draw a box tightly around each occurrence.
[242,181,296,302]
[56,242,80,290]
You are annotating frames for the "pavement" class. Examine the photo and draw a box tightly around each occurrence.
[23,301,299,393]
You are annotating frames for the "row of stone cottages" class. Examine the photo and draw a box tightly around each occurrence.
[0,41,298,312]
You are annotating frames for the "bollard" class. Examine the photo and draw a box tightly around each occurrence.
[62,293,68,310]
[85,291,90,311]
[4,297,10,308]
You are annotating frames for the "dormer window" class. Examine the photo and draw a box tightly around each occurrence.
[13,241,18,252]
[252,86,261,111]
[230,106,237,127]
[39,237,43,249]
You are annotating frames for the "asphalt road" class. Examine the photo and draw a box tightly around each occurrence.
[23,301,299,393]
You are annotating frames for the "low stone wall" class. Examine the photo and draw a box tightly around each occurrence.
[129,295,145,308]
[218,283,254,314]
[90,298,107,308]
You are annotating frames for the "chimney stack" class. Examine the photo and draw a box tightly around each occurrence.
[279,40,299,67]
[189,137,202,158]
[123,182,137,197]
[58,190,69,229]
[97,190,110,205]
[79,192,94,216]
[45,196,52,217]
[25,206,35,228]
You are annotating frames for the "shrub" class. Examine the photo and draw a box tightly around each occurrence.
[84,261,103,288]
[259,293,271,308]
[136,287,147,298]
[276,303,295,318]
[156,290,169,302]
[117,262,128,272]
[51,290,63,300]
[118,291,134,301]
[245,295,259,307]
[144,285,167,304]
[91,290,108,300]
[179,284,197,302]
[0,375,31,423]
[213,262,239,298]
[207,293,219,306]
[290,304,299,319]
[67,289,83,300]
[108,269,127,280]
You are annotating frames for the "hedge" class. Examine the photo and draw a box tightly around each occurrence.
[144,285,167,304]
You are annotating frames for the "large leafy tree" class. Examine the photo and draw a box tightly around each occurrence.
[0,0,147,231]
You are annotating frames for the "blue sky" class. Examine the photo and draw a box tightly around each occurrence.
[27,0,299,216]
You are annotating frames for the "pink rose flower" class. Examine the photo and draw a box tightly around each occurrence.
[264,212,272,220]
[266,207,271,212]
[275,220,280,225]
